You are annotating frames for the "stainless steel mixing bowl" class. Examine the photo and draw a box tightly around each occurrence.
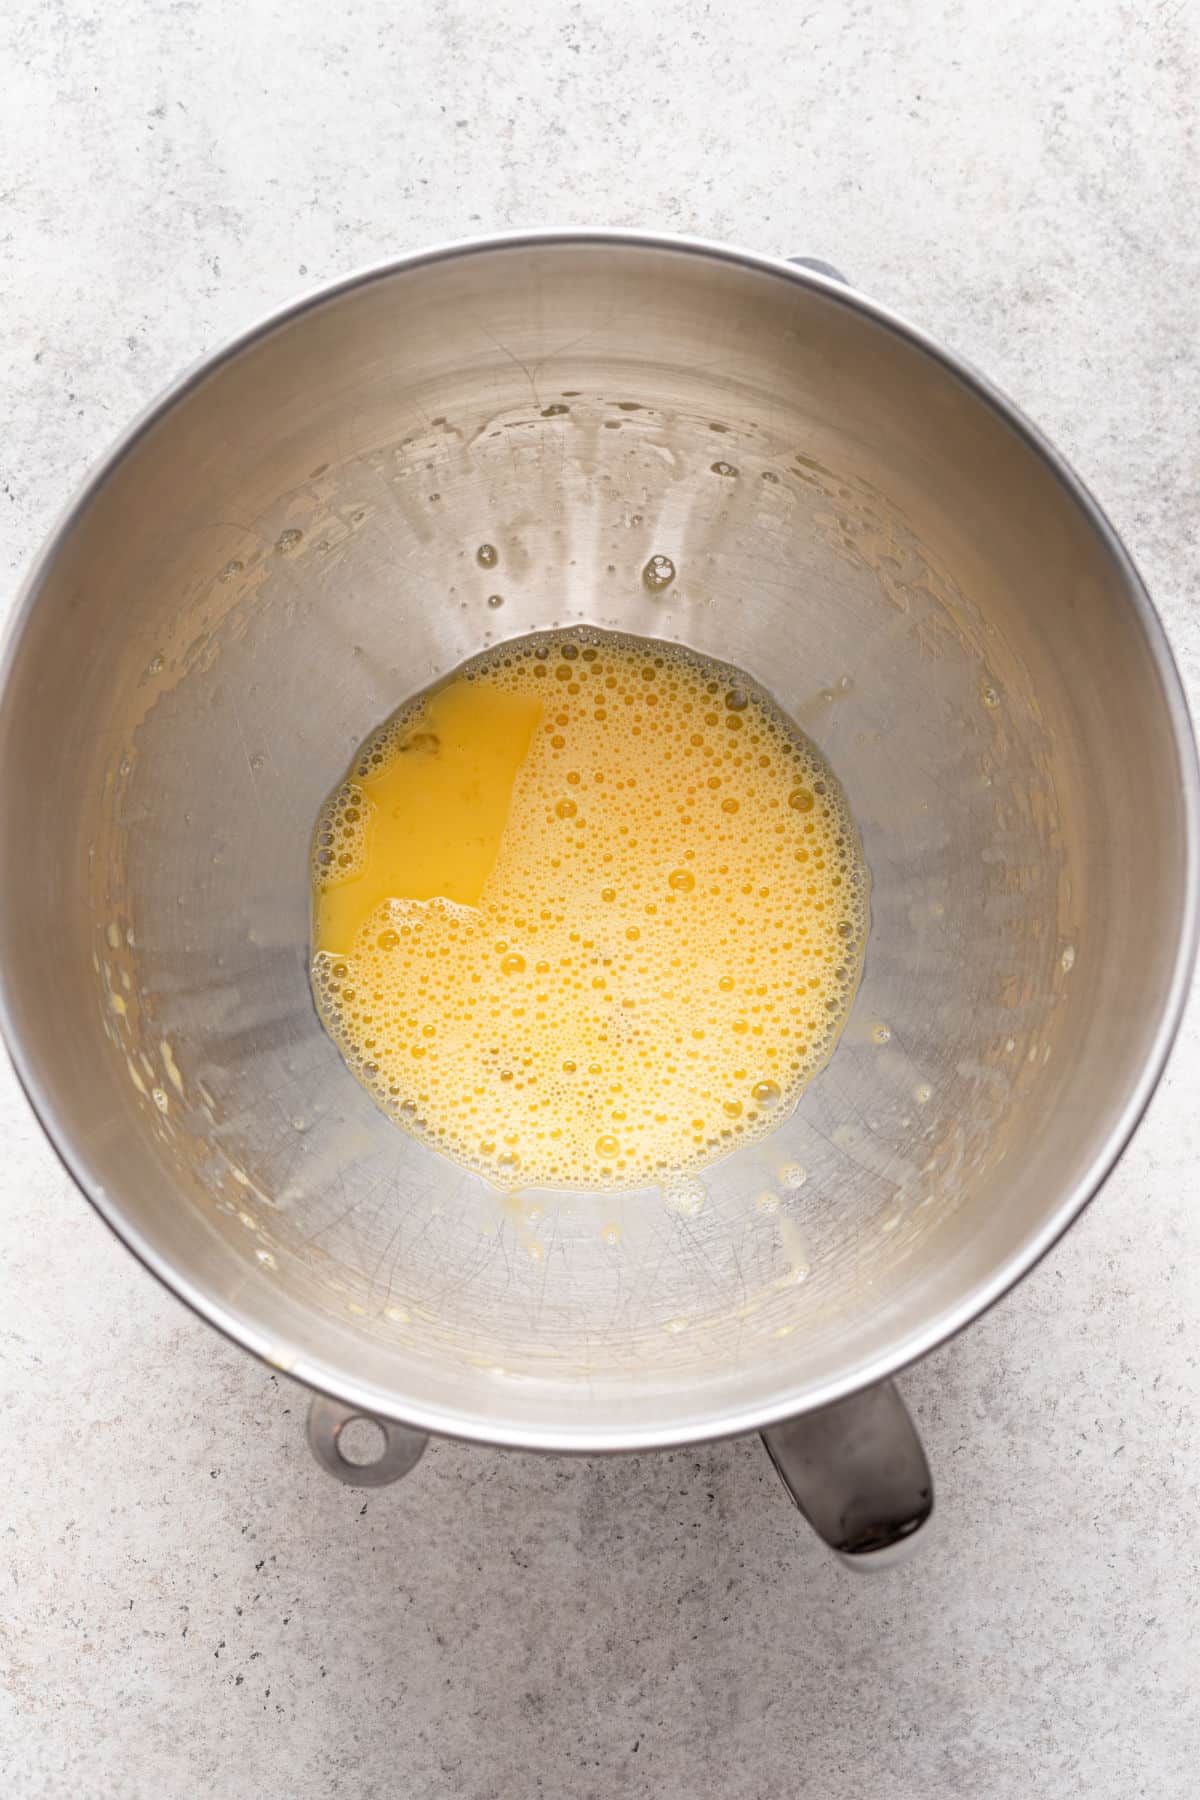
[2,233,1196,1560]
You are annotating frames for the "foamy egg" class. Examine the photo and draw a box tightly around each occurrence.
[311,629,868,1189]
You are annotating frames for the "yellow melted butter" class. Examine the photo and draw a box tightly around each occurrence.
[315,679,542,941]
[311,629,869,1190]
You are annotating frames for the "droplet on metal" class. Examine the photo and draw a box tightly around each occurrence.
[642,553,676,593]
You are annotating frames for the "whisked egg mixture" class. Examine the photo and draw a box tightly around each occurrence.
[311,629,868,1190]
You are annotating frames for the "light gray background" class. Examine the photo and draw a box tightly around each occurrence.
[2,3,1198,1796]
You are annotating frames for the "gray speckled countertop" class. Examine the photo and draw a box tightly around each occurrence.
[2,4,1198,1796]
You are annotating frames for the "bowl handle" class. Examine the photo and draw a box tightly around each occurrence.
[761,1380,934,1568]
[306,1393,429,1488]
